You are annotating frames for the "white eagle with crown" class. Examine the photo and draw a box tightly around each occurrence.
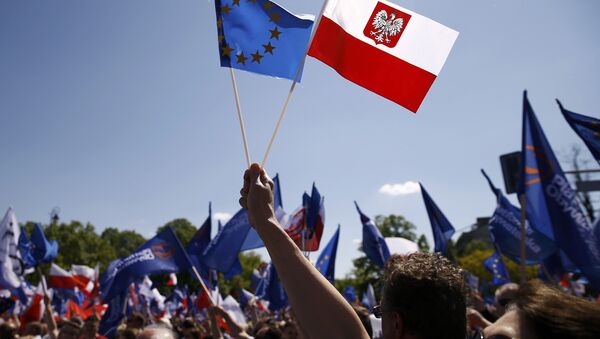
[369,9,404,44]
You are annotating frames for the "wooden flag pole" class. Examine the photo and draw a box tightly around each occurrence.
[519,194,527,284]
[229,68,251,168]
[261,1,330,168]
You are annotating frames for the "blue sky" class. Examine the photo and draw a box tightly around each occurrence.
[1,0,599,278]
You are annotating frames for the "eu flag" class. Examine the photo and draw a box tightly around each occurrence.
[354,202,390,268]
[419,184,455,254]
[481,170,556,264]
[215,0,314,81]
[30,223,58,265]
[520,91,600,289]
[483,250,511,286]
[557,100,600,162]
[315,225,340,282]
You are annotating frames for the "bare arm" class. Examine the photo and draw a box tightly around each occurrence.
[240,164,369,339]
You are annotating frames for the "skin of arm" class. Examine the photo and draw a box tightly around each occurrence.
[239,164,369,339]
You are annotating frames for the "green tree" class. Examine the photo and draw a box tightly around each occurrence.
[156,218,197,245]
[100,228,146,259]
[457,249,538,285]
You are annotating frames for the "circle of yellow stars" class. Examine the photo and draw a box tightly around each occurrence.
[217,0,284,66]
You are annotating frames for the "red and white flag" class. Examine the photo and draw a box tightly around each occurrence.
[308,0,458,112]
[48,263,85,290]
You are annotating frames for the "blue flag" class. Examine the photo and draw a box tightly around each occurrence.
[481,170,556,264]
[361,284,376,311]
[18,227,36,269]
[100,227,191,302]
[215,0,314,81]
[203,209,252,273]
[557,100,600,162]
[240,174,285,251]
[354,202,390,268]
[30,223,58,265]
[419,184,455,254]
[315,225,340,282]
[256,263,288,311]
[540,250,577,283]
[343,285,357,304]
[483,250,511,286]
[99,290,128,338]
[520,91,600,289]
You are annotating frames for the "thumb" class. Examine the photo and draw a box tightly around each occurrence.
[249,163,265,188]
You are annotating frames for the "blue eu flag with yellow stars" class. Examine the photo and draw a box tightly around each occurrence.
[557,99,600,162]
[215,0,314,81]
[483,250,511,286]
[315,225,340,282]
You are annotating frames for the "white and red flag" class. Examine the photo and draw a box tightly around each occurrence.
[48,263,86,290]
[308,0,458,112]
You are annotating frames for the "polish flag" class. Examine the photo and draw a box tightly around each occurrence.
[308,0,459,112]
[71,264,96,294]
[20,284,45,324]
[166,273,177,287]
[48,263,85,290]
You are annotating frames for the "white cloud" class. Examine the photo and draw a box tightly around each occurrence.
[378,181,420,196]
[214,212,232,223]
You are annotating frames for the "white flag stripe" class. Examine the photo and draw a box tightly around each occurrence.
[323,0,458,75]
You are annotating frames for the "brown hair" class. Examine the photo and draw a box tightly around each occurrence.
[383,252,466,339]
[516,280,600,339]
[351,304,373,338]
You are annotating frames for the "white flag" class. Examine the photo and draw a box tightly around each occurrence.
[0,208,23,289]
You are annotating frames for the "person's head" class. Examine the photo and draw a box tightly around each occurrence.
[57,319,83,339]
[81,315,100,339]
[115,328,137,339]
[494,282,519,316]
[351,304,373,338]
[484,279,600,339]
[137,326,177,339]
[0,322,17,339]
[22,321,44,336]
[126,312,145,330]
[255,325,283,339]
[380,253,466,339]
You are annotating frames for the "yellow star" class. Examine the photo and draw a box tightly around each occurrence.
[236,52,248,65]
[216,18,223,27]
[251,50,263,63]
[269,27,282,40]
[232,0,240,6]
[221,45,234,56]
[262,42,275,55]
[263,2,273,10]
[247,0,257,2]
[595,131,600,137]
[221,4,232,15]
[218,34,225,43]
[269,13,280,23]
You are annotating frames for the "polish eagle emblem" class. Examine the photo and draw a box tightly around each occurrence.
[370,10,404,44]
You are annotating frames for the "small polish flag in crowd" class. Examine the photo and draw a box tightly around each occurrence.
[48,263,86,290]
[308,0,458,112]
[167,273,178,286]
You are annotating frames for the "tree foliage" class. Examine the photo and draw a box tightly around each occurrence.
[156,218,197,245]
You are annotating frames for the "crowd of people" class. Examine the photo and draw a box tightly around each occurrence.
[2,164,600,339]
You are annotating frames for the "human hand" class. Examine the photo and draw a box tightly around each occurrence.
[239,163,276,228]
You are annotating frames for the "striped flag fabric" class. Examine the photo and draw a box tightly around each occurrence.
[308,0,458,112]
[48,263,86,290]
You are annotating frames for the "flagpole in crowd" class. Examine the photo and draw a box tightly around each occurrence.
[229,68,251,168]
[519,195,527,284]
[260,0,330,168]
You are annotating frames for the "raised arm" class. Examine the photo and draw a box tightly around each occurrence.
[239,164,369,339]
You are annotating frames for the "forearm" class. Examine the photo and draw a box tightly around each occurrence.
[255,218,368,339]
